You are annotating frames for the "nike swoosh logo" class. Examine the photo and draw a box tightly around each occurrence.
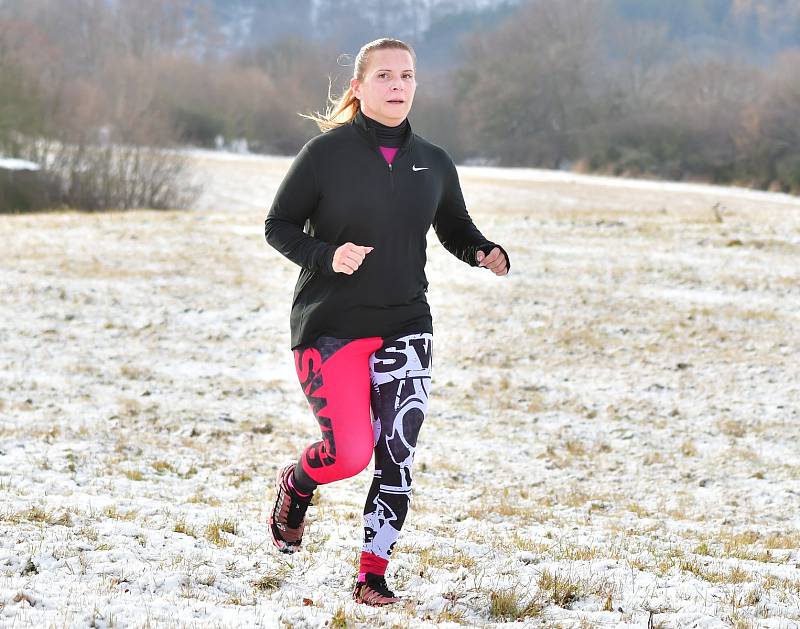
[412,165,429,172]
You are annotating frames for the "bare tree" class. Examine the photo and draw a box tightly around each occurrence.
[457,0,609,166]
[114,0,192,59]
[737,50,800,192]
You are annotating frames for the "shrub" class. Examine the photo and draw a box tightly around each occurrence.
[15,139,199,211]
[0,166,59,213]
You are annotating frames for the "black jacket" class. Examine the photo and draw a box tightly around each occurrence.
[264,110,509,349]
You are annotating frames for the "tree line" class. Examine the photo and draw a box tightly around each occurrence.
[1,0,799,212]
[452,0,800,193]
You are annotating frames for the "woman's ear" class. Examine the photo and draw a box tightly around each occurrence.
[350,77,361,99]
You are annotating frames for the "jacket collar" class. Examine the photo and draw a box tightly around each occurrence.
[352,109,414,154]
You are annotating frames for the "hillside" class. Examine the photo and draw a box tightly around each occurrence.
[206,0,521,65]
[204,0,800,59]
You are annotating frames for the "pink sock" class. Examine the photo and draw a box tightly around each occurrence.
[358,551,388,580]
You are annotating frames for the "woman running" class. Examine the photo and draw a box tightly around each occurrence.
[263,37,509,607]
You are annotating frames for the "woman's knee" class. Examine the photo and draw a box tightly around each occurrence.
[331,440,373,479]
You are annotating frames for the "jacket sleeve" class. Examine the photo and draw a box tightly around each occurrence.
[264,145,337,275]
[433,156,511,271]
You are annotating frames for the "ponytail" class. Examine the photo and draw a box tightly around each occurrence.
[300,79,361,132]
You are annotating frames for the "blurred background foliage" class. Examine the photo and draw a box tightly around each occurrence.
[1,0,799,211]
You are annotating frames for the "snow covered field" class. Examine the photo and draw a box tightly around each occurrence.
[1,151,799,628]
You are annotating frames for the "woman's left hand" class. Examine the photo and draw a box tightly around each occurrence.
[476,247,508,276]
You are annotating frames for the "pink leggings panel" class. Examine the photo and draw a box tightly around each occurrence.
[293,337,383,484]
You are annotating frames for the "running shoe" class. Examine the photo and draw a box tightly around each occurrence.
[353,573,401,606]
[268,463,312,553]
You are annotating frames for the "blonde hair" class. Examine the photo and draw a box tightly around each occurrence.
[302,38,417,132]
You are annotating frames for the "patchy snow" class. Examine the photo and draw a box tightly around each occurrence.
[1,152,799,628]
[0,157,41,171]
[466,164,800,207]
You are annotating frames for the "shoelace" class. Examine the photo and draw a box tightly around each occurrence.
[364,575,395,598]
[286,489,311,529]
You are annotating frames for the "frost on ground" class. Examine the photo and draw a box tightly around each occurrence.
[1,151,799,628]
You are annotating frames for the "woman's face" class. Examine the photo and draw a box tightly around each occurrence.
[351,48,416,127]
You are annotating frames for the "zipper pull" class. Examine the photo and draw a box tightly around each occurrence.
[388,163,393,172]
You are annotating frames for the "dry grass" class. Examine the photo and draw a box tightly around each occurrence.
[251,567,287,592]
[152,460,177,474]
[538,570,581,607]
[174,517,197,538]
[764,531,800,549]
[2,506,73,527]
[123,469,144,481]
[489,588,544,620]
[417,546,477,571]
[186,492,222,506]
[205,517,237,547]
[2,153,799,627]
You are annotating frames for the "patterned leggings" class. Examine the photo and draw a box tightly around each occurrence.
[291,332,432,571]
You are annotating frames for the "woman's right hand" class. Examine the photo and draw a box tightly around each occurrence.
[332,242,374,275]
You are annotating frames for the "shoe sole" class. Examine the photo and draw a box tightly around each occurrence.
[353,589,401,606]
[353,597,400,607]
